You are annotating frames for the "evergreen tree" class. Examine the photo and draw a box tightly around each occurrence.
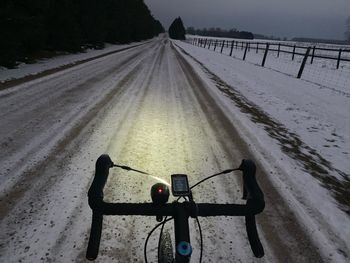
[45,0,82,52]
[77,0,107,48]
[168,17,186,40]
[153,20,165,35]
[0,0,48,67]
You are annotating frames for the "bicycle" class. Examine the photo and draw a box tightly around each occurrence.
[86,154,265,262]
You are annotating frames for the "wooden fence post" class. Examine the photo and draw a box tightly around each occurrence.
[310,46,315,64]
[337,49,342,69]
[229,41,234,56]
[261,43,269,67]
[297,47,311,78]
[277,43,280,57]
[221,40,225,53]
[256,43,259,53]
[208,40,212,49]
[214,39,218,51]
[243,43,249,60]
[204,39,207,48]
[292,45,296,60]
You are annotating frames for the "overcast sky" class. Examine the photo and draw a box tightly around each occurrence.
[144,0,350,40]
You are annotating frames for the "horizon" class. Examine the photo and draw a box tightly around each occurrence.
[144,0,350,40]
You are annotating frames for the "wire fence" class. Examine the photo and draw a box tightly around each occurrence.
[187,37,350,94]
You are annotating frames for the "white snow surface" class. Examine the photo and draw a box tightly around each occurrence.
[175,40,350,260]
[0,36,349,262]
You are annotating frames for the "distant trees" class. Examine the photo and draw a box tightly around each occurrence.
[0,0,164,68]
[186,27,254,40]
[168,17,186,40]
[345,16,350,41]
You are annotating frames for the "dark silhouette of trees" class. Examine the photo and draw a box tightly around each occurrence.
[153,20,165,36]
[0,0,164,68]
[168,17,186,40]
[46,0,82,52]
[187,27,254,40]
[0,0,49,67]
[345,16,350,41]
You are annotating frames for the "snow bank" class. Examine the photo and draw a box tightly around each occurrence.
[0,41,148,83]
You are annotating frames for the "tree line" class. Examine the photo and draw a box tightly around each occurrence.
[345,16,350,41]
[0,0,164,68]
[187,27,254,40]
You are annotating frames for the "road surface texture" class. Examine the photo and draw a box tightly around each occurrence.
[0,36,323,262]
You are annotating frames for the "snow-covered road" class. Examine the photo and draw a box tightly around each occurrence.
[0,36,340,262]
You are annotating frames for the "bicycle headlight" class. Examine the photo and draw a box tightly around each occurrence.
[151,183,169,205]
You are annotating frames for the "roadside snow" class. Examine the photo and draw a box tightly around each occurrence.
[186,35,350,94]
[174,40,350,261]
[0,42,147,83]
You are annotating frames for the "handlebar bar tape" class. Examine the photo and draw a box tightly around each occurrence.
[88,154,114,211]
[239,159,264,203]
[86,154,113,260]
[239,160,265,258]
[86,212,103,260]
[245,207,265,258]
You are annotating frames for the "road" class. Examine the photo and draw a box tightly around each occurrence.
[0,36,323,262]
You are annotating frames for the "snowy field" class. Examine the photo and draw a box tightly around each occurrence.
[175,40,350,261]
[0,36,349,262]
[187,35,350,94]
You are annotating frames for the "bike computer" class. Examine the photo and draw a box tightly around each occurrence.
[171,174,190,197]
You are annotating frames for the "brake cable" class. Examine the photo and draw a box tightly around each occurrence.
[190,168,239,189]
[112,163,149,175]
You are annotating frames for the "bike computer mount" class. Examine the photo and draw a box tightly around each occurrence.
[171,174,190,197]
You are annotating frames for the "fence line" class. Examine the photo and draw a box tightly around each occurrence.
[189,37,350,79]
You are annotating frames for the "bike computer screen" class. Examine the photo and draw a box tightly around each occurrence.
[171,174,190,197]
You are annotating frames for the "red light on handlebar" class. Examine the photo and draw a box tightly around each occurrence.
[151,183,169,205]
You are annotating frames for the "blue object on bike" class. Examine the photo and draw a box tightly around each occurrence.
[177,241,192,256]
